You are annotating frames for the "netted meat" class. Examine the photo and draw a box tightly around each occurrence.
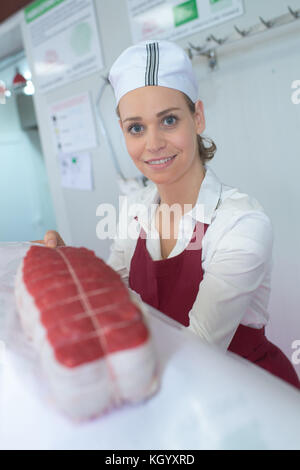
[15,245,158,420]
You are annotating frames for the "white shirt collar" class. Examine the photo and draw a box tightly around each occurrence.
[191,165,222,224]
[134,165,222,229]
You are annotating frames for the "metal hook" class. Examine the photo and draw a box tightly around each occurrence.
[208,50,218,71]
[189,44,218,71]
[206,34,228,45]
[259,16,275,29]
[234,25,251,37]
[187,42,208,60]
[188,42,207,53]
[288,6,300,19]
[202,49,218,71]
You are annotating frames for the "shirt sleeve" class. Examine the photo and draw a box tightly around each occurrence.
[187,211,273,350]
[106,196,130,287]
[106,237,129,287]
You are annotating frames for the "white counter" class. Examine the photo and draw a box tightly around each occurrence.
[0,242,299,450]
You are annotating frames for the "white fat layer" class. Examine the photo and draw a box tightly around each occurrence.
[15,260,158,420]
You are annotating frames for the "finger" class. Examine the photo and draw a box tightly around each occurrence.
[44,230,59,248]
[44,230,66,248]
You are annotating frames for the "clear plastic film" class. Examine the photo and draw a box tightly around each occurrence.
[0,242,37,352]
[0,242,159,421]
[0,243,47,411]
[2,245,300,449]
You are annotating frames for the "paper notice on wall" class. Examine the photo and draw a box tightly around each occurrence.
[58,152,93,190]
[24,0,104,93]
[126,0,244,43]
[50,92,97,154]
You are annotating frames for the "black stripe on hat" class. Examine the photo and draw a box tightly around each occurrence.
[145,42,159,86]
[145,43,150,86]
[154,42,159,85]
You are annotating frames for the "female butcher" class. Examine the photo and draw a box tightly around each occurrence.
[40,40,299,389]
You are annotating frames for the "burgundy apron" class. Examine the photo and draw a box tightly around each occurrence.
[129,220,300,390]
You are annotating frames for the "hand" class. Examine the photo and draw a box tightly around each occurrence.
[31,230,66,248]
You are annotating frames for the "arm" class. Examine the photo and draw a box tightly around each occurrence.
[106,237,130,287]
[187,212,273,350]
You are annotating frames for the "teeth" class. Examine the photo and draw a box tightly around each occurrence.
[148,156,174,165]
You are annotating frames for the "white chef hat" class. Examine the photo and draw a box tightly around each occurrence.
[108,40,198,105]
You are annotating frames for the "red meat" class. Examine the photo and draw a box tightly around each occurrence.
[22,245,149,368]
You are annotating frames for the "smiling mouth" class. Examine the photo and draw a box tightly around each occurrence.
[145,155,176,165]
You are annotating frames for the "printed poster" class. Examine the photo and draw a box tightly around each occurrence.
[24,0,104,93]
[49,92,98,154]
[58,152,93,191]
[126,0,244,42]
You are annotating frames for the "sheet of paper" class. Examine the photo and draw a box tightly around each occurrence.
[24,0,104,93]
[126,0,244,42]
[58,152,93,191]
[50,92,98,154]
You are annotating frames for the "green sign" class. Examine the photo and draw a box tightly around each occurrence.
[173,0,199,28]
[24,0,66,23]
[210,0,233,12]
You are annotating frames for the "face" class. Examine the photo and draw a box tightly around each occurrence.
[118,86,205,186]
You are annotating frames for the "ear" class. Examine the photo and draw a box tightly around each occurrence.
[194,100,206,134]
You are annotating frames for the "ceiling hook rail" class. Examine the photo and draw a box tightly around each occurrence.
[186,6,300,70]
[206,34,228,45]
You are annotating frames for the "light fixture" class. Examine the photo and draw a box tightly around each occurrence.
[23,80,35,95]
[0,68,35,103]
[12,67,27,94]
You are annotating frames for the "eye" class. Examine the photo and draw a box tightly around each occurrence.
[128,123,144,135]
[163,115,178,126]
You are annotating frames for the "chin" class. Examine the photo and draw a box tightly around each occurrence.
[146,174,176,186]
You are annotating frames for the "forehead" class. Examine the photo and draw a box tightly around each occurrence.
[118,86,187,117]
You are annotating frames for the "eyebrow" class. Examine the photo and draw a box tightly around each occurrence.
[122,107,181,123]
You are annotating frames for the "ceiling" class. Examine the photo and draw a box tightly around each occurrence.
[0,2,30,63]
[0,1,32,25]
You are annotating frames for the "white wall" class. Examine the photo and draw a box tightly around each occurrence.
[0,56,57,242]
[18,0,300,376]
[182,0,300,377]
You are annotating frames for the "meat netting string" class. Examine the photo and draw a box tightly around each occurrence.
[55,249,125,406]
[24,260,140,331]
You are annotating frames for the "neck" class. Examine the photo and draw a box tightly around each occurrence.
[156,157,206,212]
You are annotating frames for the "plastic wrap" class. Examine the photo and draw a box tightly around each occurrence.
[0,243,40,359]
[1,242,300,450]
[0,242,159,421]
[0,243,47,412]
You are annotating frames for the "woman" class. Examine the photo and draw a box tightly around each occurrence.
[41,40,299,389]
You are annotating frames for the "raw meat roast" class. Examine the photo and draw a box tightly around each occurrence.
[15,245,158,420]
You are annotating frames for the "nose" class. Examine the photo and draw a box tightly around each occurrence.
[145,127,166,154]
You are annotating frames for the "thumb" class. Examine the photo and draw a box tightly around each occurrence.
[44,231,58,248]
